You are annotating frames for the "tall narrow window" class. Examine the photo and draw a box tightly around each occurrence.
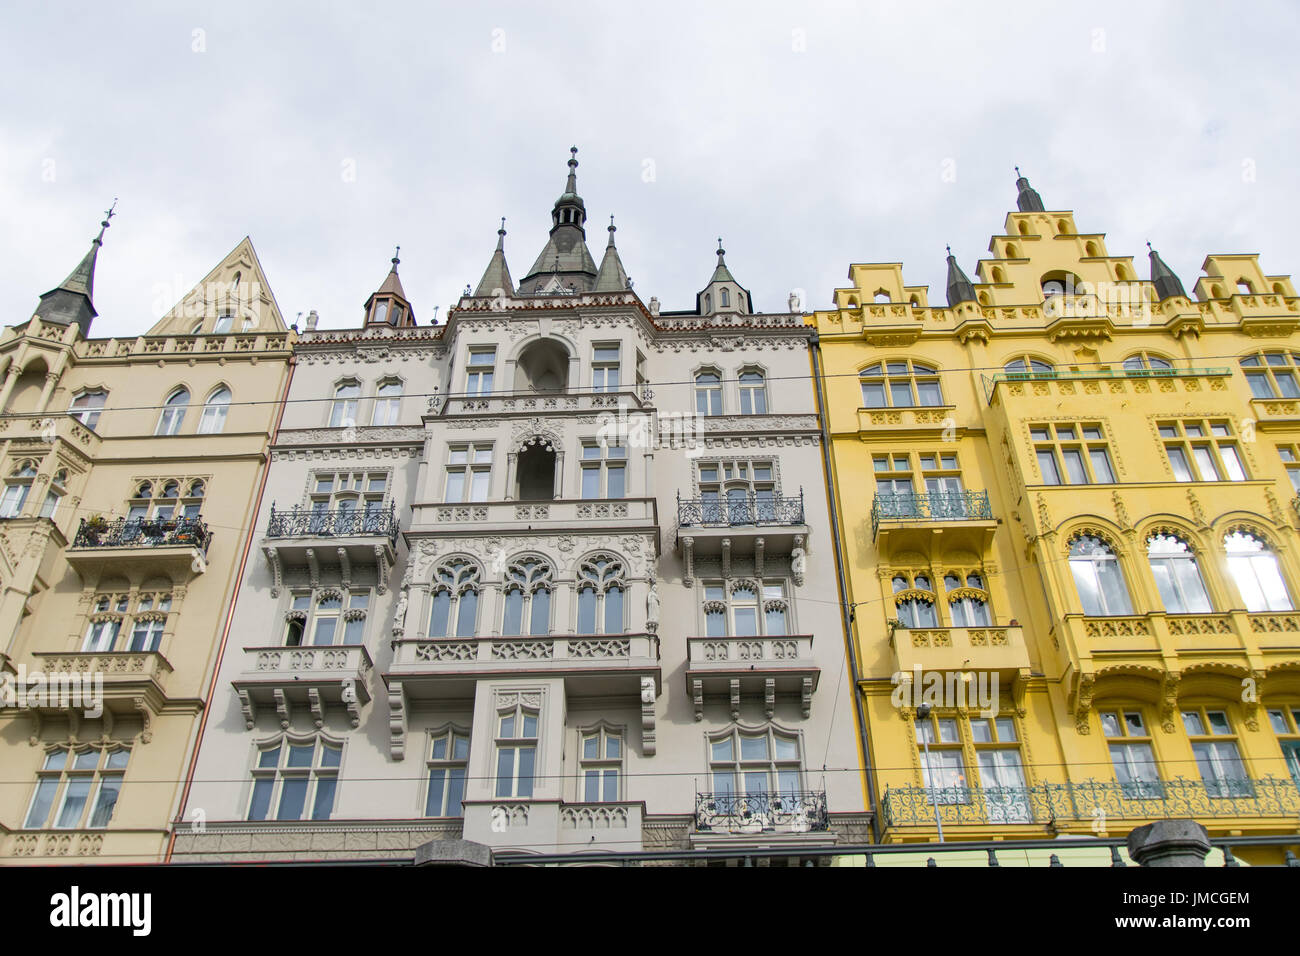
[69,390,107,430]
[0,461,37,518]
[580,728,622,802]
[371,380,402,425]
[1100,710,1162,798]
[945,572,992,626]
[739,370,768,415]
[466,348,496,396]
[40,469,67,519]
[1183,709,1250,798]
[576,554,626,634]
[425,729,470,817]
[501,557,553,636]
[592,344,620,392]
[198,386,231,434]
[893,574,938,627]
[494,705,538,798]
[914,715,969,804]
[1147,534,1213,613]
[428,560,480,638]
[1224,531,1293,611]
[1068,535,1133,615]
[155,387,189,436]
[329,382,360,428]
[694,370,723,416]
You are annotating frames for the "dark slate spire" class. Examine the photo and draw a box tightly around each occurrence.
[709,238,737,284]
[518,147,599,293]
[1147,242,1186,301]
[474,218,516,297]
[945,245,977,306]
[697,238,753,315]
[1014,166,1045,213]
[363,246,416,326]
[593,216,630,292]
[33,200,116,335]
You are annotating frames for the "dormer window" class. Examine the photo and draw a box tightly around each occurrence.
[721,289,730,308]
[373,301,388,325]
[213,314,234,335]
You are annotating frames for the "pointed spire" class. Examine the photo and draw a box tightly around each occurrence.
[594,215,630,292]
[709,237,737,284]
[1147,241,1186,301]
[33,200,116,334]
[375,245,407,300]
[564,146,579,196]
[364,245,415,326]
[1014,166,1045,212]
[519,148,599,292]
[945,245,978,306]
[474,218,515,297]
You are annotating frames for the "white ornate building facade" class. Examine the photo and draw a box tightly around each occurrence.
[172,152,867,862]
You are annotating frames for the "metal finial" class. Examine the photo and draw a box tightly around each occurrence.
[392,245,400,268]
[102,198,117,228]
[499,216,506,235]
[569,146,578,166]
[1015,165,1022,178]
[946,244,952,256]
[1146,240,1153,252]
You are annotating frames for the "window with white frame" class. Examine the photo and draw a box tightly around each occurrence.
[576,553,625,634]
[125,592,172,652]
[579,727,623,802]
[1182,708,1251,798]
[592,344,620,392]
[1147,533,1213,613]
[1224,530,1293,612]
[709,727,802,797]
[24,747,129,829]
[580,441,626,499]
[428,559,481,638]
[308,470,388,533]
[1100,709,1162,798]
[914,713,969,804]
[944,571,991,626]
[494,704,538,798]
[126,478,205,524]
[329,381,360,428]
[40,469,67,519]
[0,460,37,517]
[738,368,768,415]
[694,370,723,416]
[859,360,943,408]
[371,380,402,425]
[284,589,369,646]
[444,444,492,503]
[892,573,938,627]
[466,348,496,396]
[970,716,1029,822]
[1068,534,1134,615]
[425,728,470,817]
[1266,706,1300,787]
[197,385,231,434]
[702,580,789,637]
[697,459,775,524]
[247,737,342,821]
[155,387,189,436]
[69,390,107,430]
[502,557,553,636]
[1158,419,1248,482]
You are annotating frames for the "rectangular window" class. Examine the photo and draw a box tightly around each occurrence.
[580,442,627,499]
[425,729,469,817]
[580,729,622,802]
[592,344,620,393]
[1032,422,1115,485]
[25,748,129,829]
[915,716,969,805]
[494,706,539,799]
[247,740,341,821]
[1100,710,1162,798]
[445,444,493,502]
[466,348,496,396]
[1161,419,1248,482]
[1183,709,1251,798]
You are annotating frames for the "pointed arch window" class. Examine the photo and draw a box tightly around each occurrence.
[720,288,730,308]
[893,573,938,627]
[501,557,554,636]
[1224,531,1293,612]
[695,370,723,416]
[945,572,991,626]
[1147,534,1213,613]
[69,390,107,430]
[0,460,38,518]
[198,386,231,434]
[576,554,626,634]
[330,381,360,428]
[1068,535,1133,615]
[739,369,768,415]
[371,380,402,426]
[428,559,481,638]
[40,469,68,519]
[155,388,189,436]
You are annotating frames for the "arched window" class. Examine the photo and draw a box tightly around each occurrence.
[330,381,360,428]
[198,386,231,434]
[945,572,992,626]
[1147,534,1212,613]
[213,314,234,335]
[893,573,938,627]
[1239,351,1300,399]
[576,554,626,634]
[1123,353,1173,374]
[1003,356,1054,378]
[0,460,38,518]
[40,468,68,519]
[428,559,480,638]
[1068,535,1134,615]
[1236,279,1254,294]
[738,369,767,415]
[371,380,402,426]
[720,288,730,308]
[694,370,722,416]
[501,557,553,636]
[69,390,107,430]
[155,387,189,436]
[859,360,943,408]
[1224,531,1293,611]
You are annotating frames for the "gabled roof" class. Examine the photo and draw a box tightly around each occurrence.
[149,237,288,335]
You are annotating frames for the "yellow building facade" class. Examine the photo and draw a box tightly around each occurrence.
[0,222,293,863]
[813,175,1300,863]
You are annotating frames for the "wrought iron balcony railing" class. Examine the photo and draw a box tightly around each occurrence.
[695,790,828,833]
[71,516,213,555]
[677,492,804,529]
[266,503,398,545]
[882,776,1300,828]
[871,489,992,537]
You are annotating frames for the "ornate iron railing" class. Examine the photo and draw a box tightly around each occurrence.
[677,491,804,529]
[871,489,992,537]
[266,503,399,545]
[695,791,828,833]
[882,776,1300,828]
[71,516,212,555]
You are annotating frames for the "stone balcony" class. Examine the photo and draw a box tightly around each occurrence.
[856,404,956,434]
[407,497,658,536]
[231,644,374,729]
[888,626,1032,704]
[433,388,649,418]
[685,634,819,720]
[23,651,175,742]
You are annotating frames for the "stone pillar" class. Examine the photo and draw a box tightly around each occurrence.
[1126,819,1211,867]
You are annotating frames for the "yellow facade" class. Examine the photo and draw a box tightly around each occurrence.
[0,236,293,863]
[813,183,1300,862]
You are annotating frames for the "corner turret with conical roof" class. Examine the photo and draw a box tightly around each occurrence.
[364,248,417,327]
[474,219,515,298]
[518,148,600,294]
[33,201,115,336]
[696,239,752,316]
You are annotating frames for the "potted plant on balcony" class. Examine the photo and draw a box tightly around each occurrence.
[82,514,108,546]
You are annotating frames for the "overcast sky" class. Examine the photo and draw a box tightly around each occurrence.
[2,1,1298,337]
